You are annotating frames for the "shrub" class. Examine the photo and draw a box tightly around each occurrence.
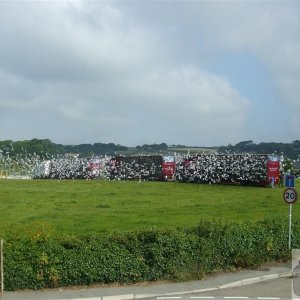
[1,217,295,291]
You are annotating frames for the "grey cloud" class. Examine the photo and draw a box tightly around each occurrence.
[1,0,294,146]
[0,1,159,82]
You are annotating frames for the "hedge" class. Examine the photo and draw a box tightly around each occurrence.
[1,217,297,291]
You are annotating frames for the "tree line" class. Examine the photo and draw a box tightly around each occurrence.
[218,140,300,159]
[0,139,127,158]
[0,138,300,159]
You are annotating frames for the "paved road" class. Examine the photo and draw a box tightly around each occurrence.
[4,262,292,300]
[198,276,292,298]
[153,277,292,299]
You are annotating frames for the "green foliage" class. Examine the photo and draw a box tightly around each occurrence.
[1,180,299,291]
[0,139,66,158]
[135,143,168,152]
[2,218,296,291]
[65,142,128,157]
[0,139,128,158]
[2,138,300,159]
[282,157,297,174]
[219,140,300,160]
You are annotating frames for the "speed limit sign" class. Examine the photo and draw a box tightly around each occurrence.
[283,188,298,204]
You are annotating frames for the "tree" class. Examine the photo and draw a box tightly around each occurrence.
[234,140,254,152]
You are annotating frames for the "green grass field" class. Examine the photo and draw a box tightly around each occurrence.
[0,179,299,236]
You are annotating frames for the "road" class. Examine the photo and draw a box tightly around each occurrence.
[4,263,293,300]
[145,277,296,300]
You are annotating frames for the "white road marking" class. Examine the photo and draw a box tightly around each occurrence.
[190,297,215,299]
[257,298,280,300]
[157,297,182,299]
[224,297,249,299]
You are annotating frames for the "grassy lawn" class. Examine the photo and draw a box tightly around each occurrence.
[0,179,299,235]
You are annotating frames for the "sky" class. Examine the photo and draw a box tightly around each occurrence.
[0,0,299,147]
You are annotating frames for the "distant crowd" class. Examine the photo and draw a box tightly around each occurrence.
[103,153,271,186]
[175,154,269,185]
[33,157,104,180]
[27,153,278,186]
[105,158,163,181]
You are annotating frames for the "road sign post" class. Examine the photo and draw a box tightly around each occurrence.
[289,204,293,250]
[283,188,298,249]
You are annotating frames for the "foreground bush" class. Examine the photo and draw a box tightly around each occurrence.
[1,217,296,291]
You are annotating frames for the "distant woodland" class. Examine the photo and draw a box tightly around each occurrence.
[0,138,300,159]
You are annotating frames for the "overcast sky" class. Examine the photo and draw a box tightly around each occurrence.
[0,0,299,147]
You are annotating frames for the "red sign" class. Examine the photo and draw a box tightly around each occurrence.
[267,161,280,183]
[162,156,176,179]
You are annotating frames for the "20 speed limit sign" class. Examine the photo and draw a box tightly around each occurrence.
[283,188,298,204]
